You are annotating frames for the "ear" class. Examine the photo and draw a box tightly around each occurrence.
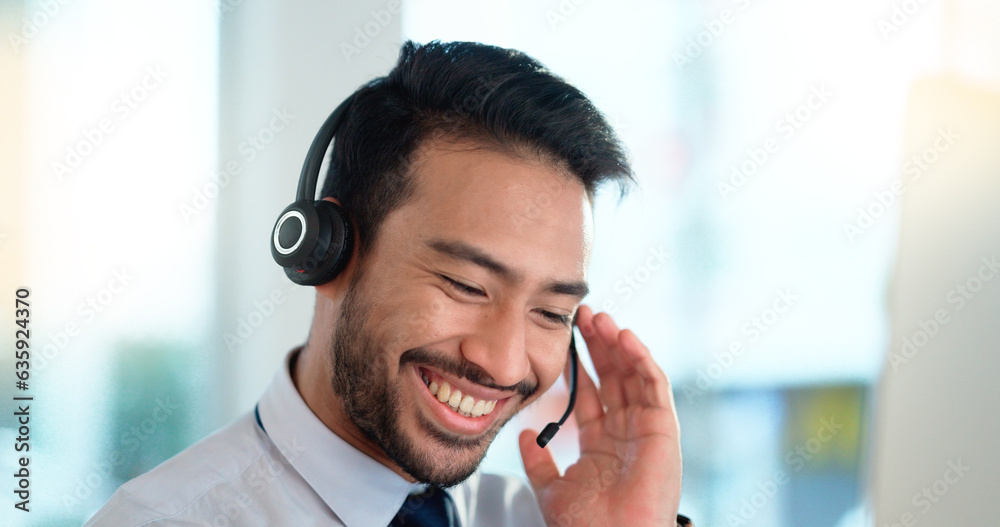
[314,197,359,301]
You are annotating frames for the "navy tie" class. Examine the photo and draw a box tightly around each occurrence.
[390,485,457,527]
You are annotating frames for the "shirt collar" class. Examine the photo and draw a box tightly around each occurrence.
[256,347,431,527]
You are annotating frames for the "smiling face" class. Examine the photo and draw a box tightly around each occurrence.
[309,136,593,486]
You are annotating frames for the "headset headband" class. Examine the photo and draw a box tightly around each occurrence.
[296,93,358,202]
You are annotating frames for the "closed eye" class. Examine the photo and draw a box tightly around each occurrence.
[439,274,487,298]
[440,274,571,327]
[537,310,572,327]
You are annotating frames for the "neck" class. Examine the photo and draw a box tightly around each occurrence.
[292,299,418,484]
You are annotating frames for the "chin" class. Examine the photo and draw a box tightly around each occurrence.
[384,412,498,487]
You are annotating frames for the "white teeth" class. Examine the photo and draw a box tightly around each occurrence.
[459,395,475,413]
[423,375,499,418]
[448,389,463,409]
[436,382,451,403]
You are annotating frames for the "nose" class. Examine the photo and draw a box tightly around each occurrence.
[459,306,531,389]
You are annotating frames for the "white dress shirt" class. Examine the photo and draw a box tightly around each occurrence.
[85,348,547,527]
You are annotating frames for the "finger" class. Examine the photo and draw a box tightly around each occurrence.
[621,366,646,406]
[592,312,632,373]
[620,329,673,409]
[577,307,626,411]
[567,350,604,428]
[617,329,655,406]
[575,305,612,373]
[518,429,560,493]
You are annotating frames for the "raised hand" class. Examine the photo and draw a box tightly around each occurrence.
[519,305,683,527]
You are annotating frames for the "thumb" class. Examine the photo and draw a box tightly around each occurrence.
[518,429,560,494]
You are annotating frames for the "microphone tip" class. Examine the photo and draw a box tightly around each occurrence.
[536,422,560,448]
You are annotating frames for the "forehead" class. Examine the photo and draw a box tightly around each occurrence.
[390,137,594,278]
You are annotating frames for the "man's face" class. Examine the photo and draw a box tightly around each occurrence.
[328,137,593,487]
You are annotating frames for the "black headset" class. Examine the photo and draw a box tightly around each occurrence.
[536,330,578,448]
[269,94,357,286]
[269,95,577,448]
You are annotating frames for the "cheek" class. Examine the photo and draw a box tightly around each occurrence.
[376,289,464,352]
[532,342,571,393]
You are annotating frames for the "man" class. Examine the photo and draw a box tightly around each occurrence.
[87,40,685,526]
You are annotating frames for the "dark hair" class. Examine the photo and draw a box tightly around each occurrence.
[320,40,633,256]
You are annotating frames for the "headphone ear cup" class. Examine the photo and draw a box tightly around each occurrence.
[291,200,352,286]
[271,199,352,286]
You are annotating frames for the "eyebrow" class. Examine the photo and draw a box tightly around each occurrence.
[425,238,590,299]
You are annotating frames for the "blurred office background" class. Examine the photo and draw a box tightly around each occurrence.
[1,0,998,525]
